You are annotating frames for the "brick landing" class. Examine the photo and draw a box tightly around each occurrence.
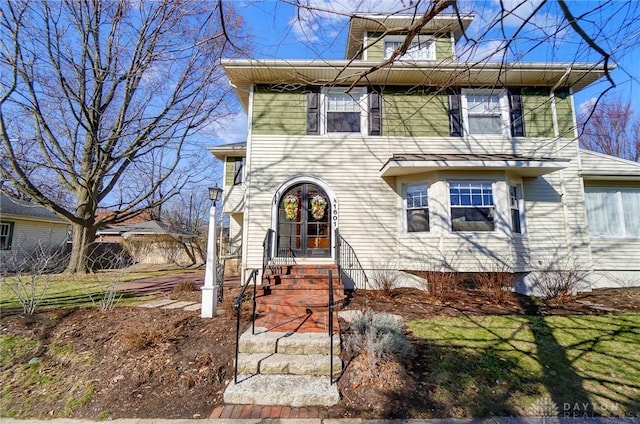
[210,404,331,419]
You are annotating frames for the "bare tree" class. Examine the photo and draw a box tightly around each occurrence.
[578,99,640,162]
[0,0,245,272]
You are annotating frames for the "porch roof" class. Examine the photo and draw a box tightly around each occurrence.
[222,59,609,111]
[207,141,247,160]
[379,153,571,177]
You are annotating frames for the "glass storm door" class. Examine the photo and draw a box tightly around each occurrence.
[277,183,331,258]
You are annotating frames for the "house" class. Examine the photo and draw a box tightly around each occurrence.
[96,219,200,266]
[210,13,640,294]
[0,193,69,271]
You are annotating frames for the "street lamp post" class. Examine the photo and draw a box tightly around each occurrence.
[201,185,223,318]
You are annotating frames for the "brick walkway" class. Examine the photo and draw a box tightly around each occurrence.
[210,404,332,419]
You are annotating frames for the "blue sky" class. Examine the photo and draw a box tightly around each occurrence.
[211,0,640,146]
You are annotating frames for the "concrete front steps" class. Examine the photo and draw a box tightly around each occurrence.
[223,327,341,407]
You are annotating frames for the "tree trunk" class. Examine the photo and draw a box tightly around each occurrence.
[66,223,97,273]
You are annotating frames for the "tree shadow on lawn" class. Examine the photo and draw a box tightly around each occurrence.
[375,309,640,419]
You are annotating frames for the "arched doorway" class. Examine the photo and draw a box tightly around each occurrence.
[277,183,331,258]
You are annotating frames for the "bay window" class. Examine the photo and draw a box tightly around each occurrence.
[509,184,524,234]
[585,188,640,237]
[450,181,495,231]
[406,183,429,232]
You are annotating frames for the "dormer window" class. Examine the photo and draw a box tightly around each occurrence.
[383,35,435,61]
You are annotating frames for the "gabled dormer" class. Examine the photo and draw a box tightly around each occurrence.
[346,14,474,61]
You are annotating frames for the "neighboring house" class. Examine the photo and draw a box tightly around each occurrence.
[0,193,69,271]
[96,220,200,266]
[210,13,640,293]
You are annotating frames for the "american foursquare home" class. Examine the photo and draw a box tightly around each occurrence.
[210,13,640,295]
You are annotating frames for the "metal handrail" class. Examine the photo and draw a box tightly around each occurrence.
[233,268,258,384]
[335,228,369,290]
[328,269,335,384]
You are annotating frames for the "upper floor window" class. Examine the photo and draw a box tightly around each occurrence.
[308,87,379,135]
[450,181,495,232]
[0,221,14,250]
[325,88,365,133]
[585,188,640,237]
[383,35,435,60]
[406,183,429,232]
[461,89,510,136]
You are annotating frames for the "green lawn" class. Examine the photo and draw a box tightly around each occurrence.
[0,267,196,311]
[408,314,640,418]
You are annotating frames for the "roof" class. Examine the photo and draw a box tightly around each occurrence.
[380,153,570,177]
[97,220,196,240]
[208,141,247,160]
[222,59,609,111]
[579,149,640,181]
[346,14,475,59]
[0,193,68,223]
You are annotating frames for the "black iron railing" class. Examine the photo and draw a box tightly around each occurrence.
[233,268,258,384]
[335,228,369,290]
[328,269,336,384]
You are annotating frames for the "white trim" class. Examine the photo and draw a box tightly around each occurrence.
[271,176,339,260]
[403,182,431,235]
[450,31,456,60]
[383,34,435,61]
[363,31,368,61]
[447,180,497,233]
[320,87,367,135]
[461,88,510,138]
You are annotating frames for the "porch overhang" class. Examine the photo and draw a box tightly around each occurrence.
[379,153,571,177]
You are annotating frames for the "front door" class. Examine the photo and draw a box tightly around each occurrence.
[277,183,331,258]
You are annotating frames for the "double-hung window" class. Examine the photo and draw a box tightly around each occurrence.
[509,184,524,234]
[383,35,435,60]
[324,88,365,133]
[585,188,640,237]
[406,183,429,232]
[449,181,495,231]
[232,157,244,185]
[461,89,510,136]
[0,222,14,250]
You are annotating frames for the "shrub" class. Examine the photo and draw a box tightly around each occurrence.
[418,270,461,303]
[472,257,516,304]
[533,256,590,303]
[369,260,401,297]
[345,310,411,369]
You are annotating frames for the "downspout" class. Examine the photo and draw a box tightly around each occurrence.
[550,67,573,263]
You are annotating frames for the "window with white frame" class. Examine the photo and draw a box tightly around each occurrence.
[406,183,429,232]
[324,88,365,133]
[585,188,640,237]
[232,157,244,185]
[449,181,495,231]
[509,184,524,234]
[383,35,435,60]
[462,89,509,136]
[0,222,14,250]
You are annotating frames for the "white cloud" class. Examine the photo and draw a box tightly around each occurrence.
[579,97,597,117]
[201,111,248,146]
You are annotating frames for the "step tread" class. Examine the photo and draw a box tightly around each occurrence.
[223,374,340,406]
[236,352,342,375]
[256,294,347,307]
[239,327,340,354]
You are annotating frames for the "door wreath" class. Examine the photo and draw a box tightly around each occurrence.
[310,194,327,220]
[283,194,299,220]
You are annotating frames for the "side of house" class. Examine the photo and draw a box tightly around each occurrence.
[0,194,69,271]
